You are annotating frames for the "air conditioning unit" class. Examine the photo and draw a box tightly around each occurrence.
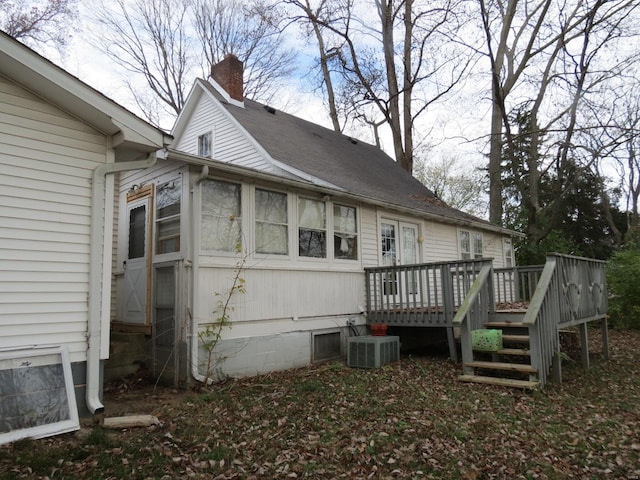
[347,335,400,369]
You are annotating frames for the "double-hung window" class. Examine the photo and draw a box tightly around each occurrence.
[459,230,483,260]
[201,179,241,252]
[503,238,514,267]
[333,204,357,260]
[298,198,326,258]
[255,189,288,255]
[198,131,212,158]
[155,179,181,254]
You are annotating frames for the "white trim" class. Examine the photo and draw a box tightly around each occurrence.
[0,345,79,445]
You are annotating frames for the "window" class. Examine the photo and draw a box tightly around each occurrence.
[459,230,471,260]
[198,131,212,157]
[473,233,483,259]
[298,198,326,258]
[333,204,357,260]
[459,230,483,260]
[201,179,241,251]
[255,189,288,254]
[128,205,146,259]
[313,331,341,362]
[503,238,514,267]
[155,180,181,254]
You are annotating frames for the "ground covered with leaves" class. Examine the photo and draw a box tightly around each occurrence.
[2,329,640,479]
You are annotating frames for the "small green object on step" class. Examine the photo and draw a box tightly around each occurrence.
[471,329,503,352]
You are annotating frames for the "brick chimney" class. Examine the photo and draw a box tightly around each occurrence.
[211,54,244,102]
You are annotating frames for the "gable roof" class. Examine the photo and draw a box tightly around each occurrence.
[197,81,513,235]
[0,31,172,159]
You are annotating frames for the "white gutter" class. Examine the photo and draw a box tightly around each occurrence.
[86,152,158,415]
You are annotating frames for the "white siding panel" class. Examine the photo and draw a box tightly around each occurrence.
[195,267,364,329]
[174,92,272,171]
[360,206,379,267]
[0,75,107,360]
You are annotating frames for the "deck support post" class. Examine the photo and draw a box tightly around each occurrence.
[579,322,590,369]
[446,327,458,362]
[551,350,562,383]
[600,318,609,360]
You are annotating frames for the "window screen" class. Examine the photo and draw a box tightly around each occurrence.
[201,179,241,252]
[298,198,326,258]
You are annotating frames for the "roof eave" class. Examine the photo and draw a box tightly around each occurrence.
[167,149,521,237]
[0,32,171,159]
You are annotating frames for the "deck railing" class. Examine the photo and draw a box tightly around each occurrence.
[493,265,544,305]
[365,259,492,327]
[524,254,608,386]
[451,263,495,374]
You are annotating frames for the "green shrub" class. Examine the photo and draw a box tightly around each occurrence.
[607,250,640,329]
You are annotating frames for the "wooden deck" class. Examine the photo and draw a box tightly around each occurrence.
[364,255,609,388]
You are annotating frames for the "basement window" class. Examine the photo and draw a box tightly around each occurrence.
[313,331,341,362]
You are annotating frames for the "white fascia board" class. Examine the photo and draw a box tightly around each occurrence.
[170,81,201,141]
[0,32,170,150]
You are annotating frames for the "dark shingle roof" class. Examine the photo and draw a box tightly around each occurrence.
[205,82,495,228]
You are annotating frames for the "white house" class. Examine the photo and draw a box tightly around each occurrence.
[111,55,518,387]
[0,30,172,438]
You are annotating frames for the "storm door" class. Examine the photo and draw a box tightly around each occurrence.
[123,185,153,330]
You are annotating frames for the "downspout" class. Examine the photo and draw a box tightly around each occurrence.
[86,152,159,415]
[191,165,209,384]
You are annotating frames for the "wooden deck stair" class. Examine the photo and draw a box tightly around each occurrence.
[458,312,540,389]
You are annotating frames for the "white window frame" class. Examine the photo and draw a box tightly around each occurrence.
[297,197,327,259]
[197,131,213,158]
[503,237,514,267]
[459,229,483,260]
[255,187,289,255]
[155,177,182,256]
[200,178,242,253]
[332,203,358,261]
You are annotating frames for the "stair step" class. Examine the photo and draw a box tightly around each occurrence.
[458,375,539,389]
[496,348,531,356]
[484,322,527,329]
[502,334,529,343]
[489,312,526,323]
[465,361,537,374]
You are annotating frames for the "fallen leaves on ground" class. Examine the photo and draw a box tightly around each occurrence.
[2,328,640,479]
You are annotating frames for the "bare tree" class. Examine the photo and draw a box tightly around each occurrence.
[0,0,77,53]
[414,155,488,218]
[479,0,640,226]
[90,0,294,127]
[92,0,193,124]
[286,0,473,174]
[193,0,296,106]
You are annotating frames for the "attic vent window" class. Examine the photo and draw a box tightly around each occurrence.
[198,131,212,158]
[263,105,276,114]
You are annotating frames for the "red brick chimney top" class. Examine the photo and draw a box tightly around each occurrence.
[211,54,244,102]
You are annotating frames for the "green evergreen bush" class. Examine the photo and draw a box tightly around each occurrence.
[607,249,640,329]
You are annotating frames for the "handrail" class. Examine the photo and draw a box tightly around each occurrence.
[452,263,494,374]
[452,263,493,326]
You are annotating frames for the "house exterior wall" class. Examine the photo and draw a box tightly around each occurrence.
[114,159,514,383]
[0,74,108,364]
[173,90,274,172]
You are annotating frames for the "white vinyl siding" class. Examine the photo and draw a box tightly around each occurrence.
[0,76,107,362]
[174,91,273,171]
